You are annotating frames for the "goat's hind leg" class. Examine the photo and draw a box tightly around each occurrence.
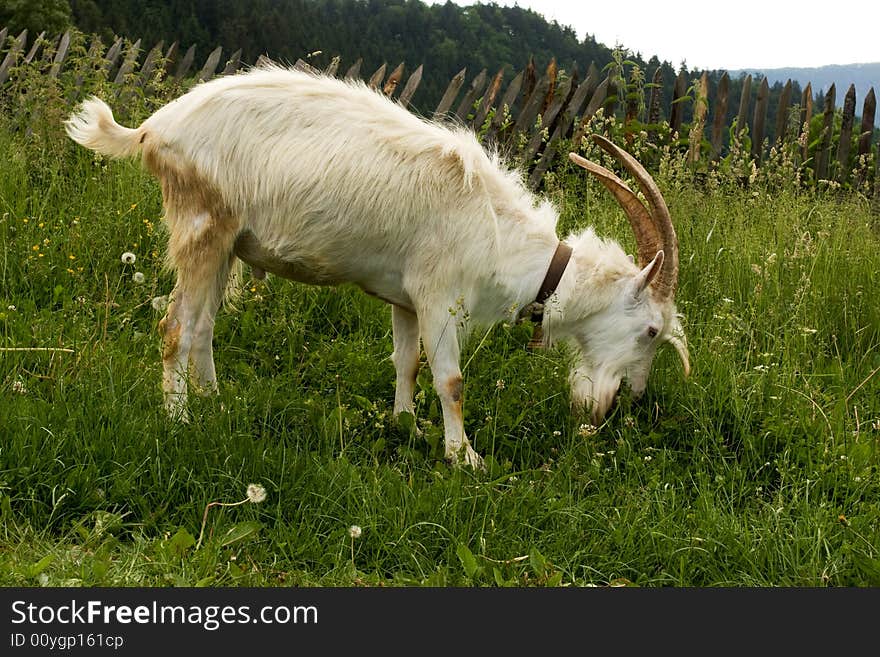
[160,215,236,420]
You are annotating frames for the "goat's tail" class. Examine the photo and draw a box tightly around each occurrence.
[64,97,144,159]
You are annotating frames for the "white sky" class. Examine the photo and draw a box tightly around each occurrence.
[421,0,879,70]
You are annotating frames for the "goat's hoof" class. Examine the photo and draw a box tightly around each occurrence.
[447,444,486,472]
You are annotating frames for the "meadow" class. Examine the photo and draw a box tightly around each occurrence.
[1,63,879,587]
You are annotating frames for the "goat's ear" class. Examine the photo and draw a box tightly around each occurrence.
[631,250,664,298]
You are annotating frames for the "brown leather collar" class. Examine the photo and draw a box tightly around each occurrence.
[527,241,572,348]
[535,241,573,308]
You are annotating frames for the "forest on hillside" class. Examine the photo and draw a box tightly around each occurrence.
[1,0,842,131]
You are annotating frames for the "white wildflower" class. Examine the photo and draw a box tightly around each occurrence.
[578,423,597,438]
[121,252,136,264]
[348,525,362,539]
[246,483,267,504]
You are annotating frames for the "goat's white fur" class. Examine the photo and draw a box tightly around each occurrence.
[65,65,687,469]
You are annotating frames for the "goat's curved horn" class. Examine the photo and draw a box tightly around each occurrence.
[589,134,679,299]
[568,152,661,272]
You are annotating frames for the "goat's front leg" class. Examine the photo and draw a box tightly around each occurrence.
[391,304,420,416]
[418,307,484,470]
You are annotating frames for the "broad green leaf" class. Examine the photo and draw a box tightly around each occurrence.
[220,521,262,547]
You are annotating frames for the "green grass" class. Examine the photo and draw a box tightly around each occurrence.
[1,118,879,588]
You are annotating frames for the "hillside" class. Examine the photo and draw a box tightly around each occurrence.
[731,62,879,107]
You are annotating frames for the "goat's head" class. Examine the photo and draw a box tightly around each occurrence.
[566,135,690,424]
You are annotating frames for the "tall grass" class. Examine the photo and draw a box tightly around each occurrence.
[0,50,878,587]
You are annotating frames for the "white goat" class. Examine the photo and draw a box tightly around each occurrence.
[65,65,690,469]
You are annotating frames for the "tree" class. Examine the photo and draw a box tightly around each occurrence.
[0,0,72,35]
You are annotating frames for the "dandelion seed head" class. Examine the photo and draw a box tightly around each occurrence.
[246,483,267,504]
[132,271,145,284]
[348,525,362,539]
[121,252,136,264]
[151,296,168,312]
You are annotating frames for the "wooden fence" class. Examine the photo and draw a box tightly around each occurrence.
[1,26,878,198]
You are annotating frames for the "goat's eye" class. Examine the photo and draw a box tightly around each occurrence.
[647,326,658,339]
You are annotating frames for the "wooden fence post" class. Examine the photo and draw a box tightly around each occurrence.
[367,62,386,89]
[735,74,752,138]
[113,38,141,88]
[669,70,688,137]
[197,46,222,82]
[0,30,28,85]
[511,68,552,143]
[174,44,196,80]
[800,83,812,164]
[773,79,792,145]
[483,69,523,144]
[48,30,71,79]
[434,66,466,117]
[688,71,709,165]
[857,88,875,158]
[571,75,609,147]
[815,84,836,181]
[751,77,769,162]
[454,67,487,120]
[398,64,423,109]
[710,72,729,159]
[472,67,504,128]
[136,41,163,87]
[323,55,340,77]
[383,61,405,97]
[837,83,856,183]
[222,49,242,76]
[344,58,362,80]
[23,31,46,64]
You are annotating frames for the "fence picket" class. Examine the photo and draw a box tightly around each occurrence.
[398,64,423,108]
[736,74,752,136]
[773,79,792,145]
[222,49,242,76]
[836,84,856,183]
[433,67,466,117]
[688,72,709,164]
[137,41,164,86]
[710,72,729,159]
[669,70,688,136]
[0,30,27,85]
[751,77,769,161]
[858,88,876,157]
[816,84,836,181]
[344,58,362,80]
[454,67,487,120]
[174,44,196,80]
[48,30,72,79]
[367,62,386,89]
[23,31,46,64]
[472,67,504,128]
[383,62,405,97]
[800,83,813,164]
[197,46,222,82]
